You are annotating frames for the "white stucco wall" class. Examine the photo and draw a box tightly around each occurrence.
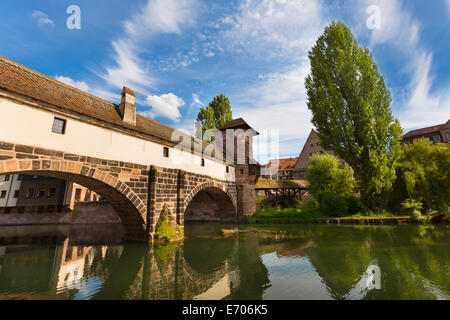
[0,98,234,182]
[0,174,21,207]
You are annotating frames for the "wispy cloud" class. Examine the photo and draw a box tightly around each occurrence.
[357,0,449,130]
[219,0,325,61]
[55,75,89,92]
[100,0,199,120]
[31,10,54,27]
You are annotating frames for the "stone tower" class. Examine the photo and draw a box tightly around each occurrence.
[219,118,260,218]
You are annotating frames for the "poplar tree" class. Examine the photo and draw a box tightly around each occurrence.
[305,22,403,206]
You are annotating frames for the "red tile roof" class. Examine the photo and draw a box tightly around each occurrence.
[266,157,298,172]
[0,56,194,148]
[403,120,449,138]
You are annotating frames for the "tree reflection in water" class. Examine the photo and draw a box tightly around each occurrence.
[0,223,448,300]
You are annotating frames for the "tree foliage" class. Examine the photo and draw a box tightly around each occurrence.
[306,154,355,198]
[391,138,450,214]
[195,94,233,141]
[305,22,403,206]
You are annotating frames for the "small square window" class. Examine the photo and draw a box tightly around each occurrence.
[13,190,20,198]
[52,117,66,134]
[0,191,6,199]
[48,188,56,198]
[5,175,10,181]
[38,188,46,198]
[26,189,34,199]
[163,147,169,158]
[201,158,205,167]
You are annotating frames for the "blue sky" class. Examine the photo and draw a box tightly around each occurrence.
[1,0,449,163]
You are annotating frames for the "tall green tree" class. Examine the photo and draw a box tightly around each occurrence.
[195,94,233,141]
[305,21,403,206]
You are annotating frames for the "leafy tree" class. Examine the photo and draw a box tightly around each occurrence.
[195,94,233,141]
[305,22,403,207]
[306,154,355,198]
[391,138,450,214]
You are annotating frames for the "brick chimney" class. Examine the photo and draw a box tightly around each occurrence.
[119,86,136,125]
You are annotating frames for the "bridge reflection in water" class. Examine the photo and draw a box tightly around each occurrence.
[0,223,449,300]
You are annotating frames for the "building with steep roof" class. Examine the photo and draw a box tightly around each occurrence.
[402,119,450,144]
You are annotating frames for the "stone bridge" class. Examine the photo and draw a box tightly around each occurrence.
[0,56,258,242]
[0,140,238,241]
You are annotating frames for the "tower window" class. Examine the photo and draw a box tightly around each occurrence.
[0,191,6,199]
[226,166,229,173]
[163,147,169,158]
[201,158,205,167]
[52,117,67,134]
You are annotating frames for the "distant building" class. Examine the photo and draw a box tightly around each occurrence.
[293,129,334,180]
[0,175,22,212]
[402,119,450,144]
[0,174,100,214]
[16,175,72,213]
[261,158,298,180]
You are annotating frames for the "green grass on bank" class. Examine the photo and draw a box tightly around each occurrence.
[241,207,424,224]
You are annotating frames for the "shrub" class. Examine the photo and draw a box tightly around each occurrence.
[401,199,423,219]
[346,196,367,216]
[391,139,450,213]
[155,217,176,242]
[317,191,348,217]
[306,154,355,199]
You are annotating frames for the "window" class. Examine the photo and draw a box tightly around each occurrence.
[433,135,441,142]
[18,175,23,181]
[163,147,169,158]
[13,190,20,198]
[26,189,34,199]
[226,166,229,173]
[5,175,10,181]
[240,169,244,174]
[52,117,66,134]
[48,188,56,198]
[37,188,46,198]
[447,133,450,140]
[311,144,314,147]
[201,158,205,167]
[75,188,82,201]
[0,191,6,199]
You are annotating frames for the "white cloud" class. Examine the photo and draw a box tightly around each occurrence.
[191,93,203,107]
[101,0,199,98]
[234,60,313,161]
[124,0,198,37]
[220,0,326,60]
[54,75,89,92]
[32,10,54,27]
[143,93,185,122]
[100,40,155,95]
[357,0,450,130]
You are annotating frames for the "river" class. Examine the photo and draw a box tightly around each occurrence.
[0,223,448,300]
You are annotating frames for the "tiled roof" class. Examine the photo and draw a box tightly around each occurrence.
[218,117,259,135]
[266,157,298,172]
[0,56,193,148]
[403,120,449,138]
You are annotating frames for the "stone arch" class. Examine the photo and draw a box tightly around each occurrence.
[0,158,147,241]
[184,181,237,222]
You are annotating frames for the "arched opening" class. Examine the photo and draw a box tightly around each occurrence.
[0,170,146,241]
[184,187,236,222]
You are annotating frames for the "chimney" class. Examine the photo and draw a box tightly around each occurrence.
[119,86,136,125]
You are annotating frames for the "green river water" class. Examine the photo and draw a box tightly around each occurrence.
[0,223,448,300]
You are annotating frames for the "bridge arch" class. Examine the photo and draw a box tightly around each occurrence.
[184,181,237,222]
[0,155,148,241]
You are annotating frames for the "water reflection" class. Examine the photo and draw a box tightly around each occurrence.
[0,224,448,300]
